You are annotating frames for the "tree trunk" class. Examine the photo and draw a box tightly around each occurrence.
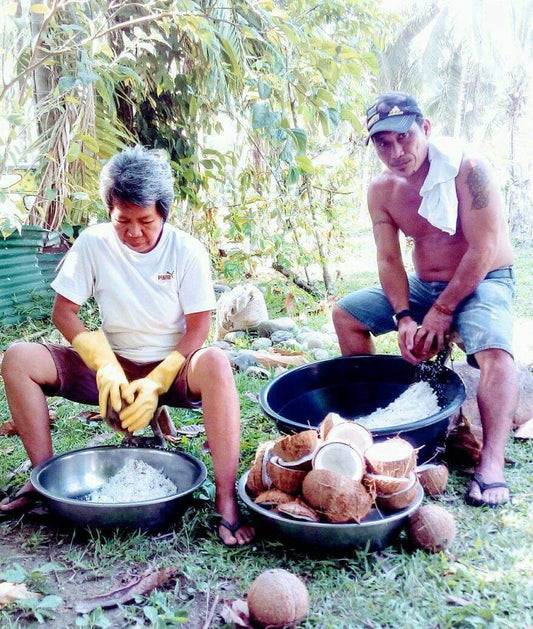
[30,0,57,135]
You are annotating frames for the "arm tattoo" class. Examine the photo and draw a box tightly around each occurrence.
[466,163,490,210]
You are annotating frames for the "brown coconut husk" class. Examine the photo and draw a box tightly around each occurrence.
[365,437,417,477]
[318,412,345,439]
[416,463,449,497]
[376,473,420,512]
[254,488,293,507]
[246,440,276,496]
[407,504,457,552]
[247,568,309,628]
[363,472,412,495]
[266,456,308,495]
[444,411,482,468]
[272,429,319,463]
[302,469,373,523]
[312,441,365,481]
[277,499,320,522]
[326,421,373,454]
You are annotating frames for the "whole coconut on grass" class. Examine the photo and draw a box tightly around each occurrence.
[407,504,457,552]
[247,568,309,628]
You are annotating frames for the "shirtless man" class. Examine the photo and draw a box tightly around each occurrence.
[332,92,517,506]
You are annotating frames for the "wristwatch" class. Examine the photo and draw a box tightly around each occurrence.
[392,309,412,327]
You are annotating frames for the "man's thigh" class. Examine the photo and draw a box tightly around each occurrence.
[455,277,515,365]
[336,275,434,336]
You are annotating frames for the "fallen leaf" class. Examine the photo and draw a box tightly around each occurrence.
[0,582,41,607]
[0,421,18,437]
[77,410,102,423]
[515,417,533,440]
[284,293,295,313]
[75,566,179,614]
[0,447,15,456]
[219,599,252,627]
[446,594,471,606]
[253,350,307,368]
[244,392,259,403]
[175,424,204,437]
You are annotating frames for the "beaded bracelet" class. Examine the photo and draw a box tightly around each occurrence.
[433,302,454,316]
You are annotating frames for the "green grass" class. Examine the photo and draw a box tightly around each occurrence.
[0,242,532,627]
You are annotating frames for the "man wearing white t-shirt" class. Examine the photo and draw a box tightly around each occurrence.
[1,146,254,546]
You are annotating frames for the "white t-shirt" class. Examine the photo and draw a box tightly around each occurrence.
[51,223,216,362]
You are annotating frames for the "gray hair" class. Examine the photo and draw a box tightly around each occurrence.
[99,146,174,221]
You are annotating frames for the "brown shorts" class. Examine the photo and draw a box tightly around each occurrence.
[40,344,202,410]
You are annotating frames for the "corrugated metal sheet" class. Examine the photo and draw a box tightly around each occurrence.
[0,227,65,326]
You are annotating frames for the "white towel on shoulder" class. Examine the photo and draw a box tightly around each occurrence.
[419,137,464,236]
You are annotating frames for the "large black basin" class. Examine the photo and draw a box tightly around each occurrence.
[259,355,466,463]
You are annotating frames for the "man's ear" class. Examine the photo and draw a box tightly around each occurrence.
[423,118,431,138]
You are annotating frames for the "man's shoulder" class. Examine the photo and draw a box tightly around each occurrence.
[164,224,208,255]
[72,223,113,246]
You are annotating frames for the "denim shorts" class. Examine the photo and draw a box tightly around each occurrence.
[337,267,516,366]
[41,344,202,409]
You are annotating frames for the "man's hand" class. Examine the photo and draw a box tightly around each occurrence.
[72,329,128,418]
[397,318,420,364]
[118,350,186,433]
[119,378,160,433]
[411,306,453,363]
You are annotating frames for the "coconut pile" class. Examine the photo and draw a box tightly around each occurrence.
[84,459,178,503]
[358,381,441,429]
[246,413,431,525]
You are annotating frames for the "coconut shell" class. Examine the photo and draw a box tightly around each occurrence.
[302,469,373,523]
[312,441,365,481]
[246,440,276,496]
[266,456,308,494]
[273,430,319,463]
[412,327,439,362]
[318,412,345,439]
[376,473,420,511]
[277,499,320,522]
[254,488,293,507]
[365,437,417,477]
[364,472,411,495]
[276,452,314,471]
[407,504,457,552]
[326,421,373,454]
[247,568,309,628]
[416,463,449,497]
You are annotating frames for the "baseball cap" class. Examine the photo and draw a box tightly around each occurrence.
[366,92,423,143]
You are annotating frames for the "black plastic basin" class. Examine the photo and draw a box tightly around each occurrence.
[259,355,466,463]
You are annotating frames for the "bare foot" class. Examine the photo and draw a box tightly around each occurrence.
[215,495,254,546]
[0,481,39,513]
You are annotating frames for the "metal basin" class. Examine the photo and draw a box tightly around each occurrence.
[238,472,423,553]
[31,446,207,530]
[259,355,466,463]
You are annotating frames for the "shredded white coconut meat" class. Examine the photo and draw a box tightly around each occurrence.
[85,459,178,503]
[357,381,441,429]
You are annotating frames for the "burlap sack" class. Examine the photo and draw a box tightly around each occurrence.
[216,284,268,340]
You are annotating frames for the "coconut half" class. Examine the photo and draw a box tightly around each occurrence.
[407,504,457,552]
[365,437,417,477]
[312,441,365,482]
[318,412,345,439]
[302,469,373,523]
[416,463,449,497]
[273,429,319,463]
[326,421,373,454]
[363,472,412,496]
[266,456,308,495]
[254,488,294,508]
[246,440,276,496]
[376,472,420,511]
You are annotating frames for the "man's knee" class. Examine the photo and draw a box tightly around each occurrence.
[332,304,368,334]
[1,342,57,386]
[475,349,517,384]
[191,346,234,382]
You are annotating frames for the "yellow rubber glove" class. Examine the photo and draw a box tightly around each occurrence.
[72,329,128,418]
[119,351,186,433]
